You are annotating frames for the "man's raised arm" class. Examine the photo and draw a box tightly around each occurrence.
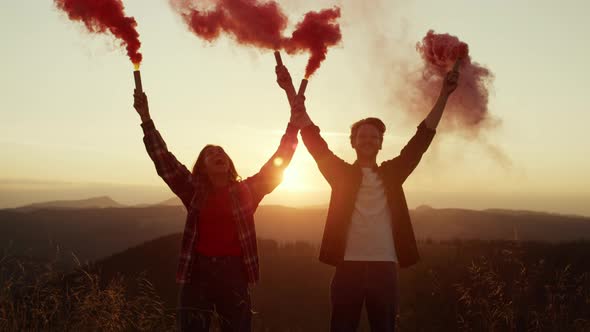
[385,60,461,183]
[275,64,347,186]
[424,59,461,130]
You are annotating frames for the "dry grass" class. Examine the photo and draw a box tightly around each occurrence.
[3,241,590,331]
[0,249,175,331]
[454,248,590,332]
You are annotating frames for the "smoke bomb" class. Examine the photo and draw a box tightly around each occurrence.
[133,70,143,93]
[274,51,283,66]
[297,79,308,96]
[54,0,142,65]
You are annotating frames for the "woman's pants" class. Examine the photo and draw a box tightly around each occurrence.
[177,255,251,332]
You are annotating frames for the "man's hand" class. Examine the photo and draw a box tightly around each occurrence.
[441,60,461,96]
[133,89,151,122]
[291,94,306,113]
[290,95,313,129]
[275,65,293,91]
[425,60,461,130]
[290,111,313,129]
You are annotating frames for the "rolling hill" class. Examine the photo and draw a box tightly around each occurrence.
[15,196,125,212]
[2,199,590,265]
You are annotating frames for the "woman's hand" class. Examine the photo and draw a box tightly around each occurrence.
[290,95,313,129]
[133,89,151,122]
[275,65,293,91]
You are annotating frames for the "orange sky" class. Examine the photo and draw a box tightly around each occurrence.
[1,0,589,216]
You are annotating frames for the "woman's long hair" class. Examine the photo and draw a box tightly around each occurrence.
[192,145,240,185]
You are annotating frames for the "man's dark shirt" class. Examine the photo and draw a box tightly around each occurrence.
[300,121,435,268]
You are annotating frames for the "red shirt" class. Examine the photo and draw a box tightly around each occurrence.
[195,186,242,256]
[142,119,299,283]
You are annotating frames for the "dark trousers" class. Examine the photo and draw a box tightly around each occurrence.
[177,255,251,332]
[330,261,399,332]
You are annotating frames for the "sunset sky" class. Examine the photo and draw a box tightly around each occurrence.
[1,0,589,216]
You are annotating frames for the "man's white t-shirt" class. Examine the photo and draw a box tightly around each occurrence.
[343,167,398,262]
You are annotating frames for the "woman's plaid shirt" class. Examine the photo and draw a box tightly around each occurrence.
[141,120,298,284]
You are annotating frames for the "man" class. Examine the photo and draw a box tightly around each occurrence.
[275,61,460,331]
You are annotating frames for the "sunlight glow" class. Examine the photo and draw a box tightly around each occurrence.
[280,166,306,191]
[273,157,284,167]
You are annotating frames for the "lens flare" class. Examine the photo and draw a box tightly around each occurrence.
[273,157,284,167]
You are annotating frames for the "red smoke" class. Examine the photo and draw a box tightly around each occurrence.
[173,0,341,77]
[415,30,494,129]
[285,8,341,78]
[182,0,287,49]
[54,0,142,65]
[418,30,468,72]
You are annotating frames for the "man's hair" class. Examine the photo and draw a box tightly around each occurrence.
[350,117,386,145]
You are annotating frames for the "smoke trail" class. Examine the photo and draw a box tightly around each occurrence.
[54,0,142,65]
[171,0,341,77]
[177,0,288,49]
[332,0,508,166]
[414,30,494,130]
[285,7,341,78]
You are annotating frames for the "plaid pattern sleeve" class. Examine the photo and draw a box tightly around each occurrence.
[245,123,299,203]
[141,119,195,207]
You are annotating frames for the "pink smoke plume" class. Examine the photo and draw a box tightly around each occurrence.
[171,0,341,77]
[54,0,142,66]
[414,30,495,132]
[285,8,341,78]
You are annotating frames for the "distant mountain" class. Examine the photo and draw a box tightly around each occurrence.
[94,234,182,305]
[0,206,185,264]
[3,202,590,265]
[255,205,327,243]
[16,196,125,212]
[483,208,580,218]
[156,197,182,206]
[411,207,590,242]
[153,197,327,242]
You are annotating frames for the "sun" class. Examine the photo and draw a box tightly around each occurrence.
[280,166,305,191]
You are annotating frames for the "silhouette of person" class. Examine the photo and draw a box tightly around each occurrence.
[275,60,460,332]
[133,86,304,331]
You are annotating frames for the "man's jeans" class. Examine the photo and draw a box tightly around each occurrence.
[330,261,399,332]
[177,255,251,332]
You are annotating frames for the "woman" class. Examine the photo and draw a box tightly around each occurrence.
[133,86,301,331]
